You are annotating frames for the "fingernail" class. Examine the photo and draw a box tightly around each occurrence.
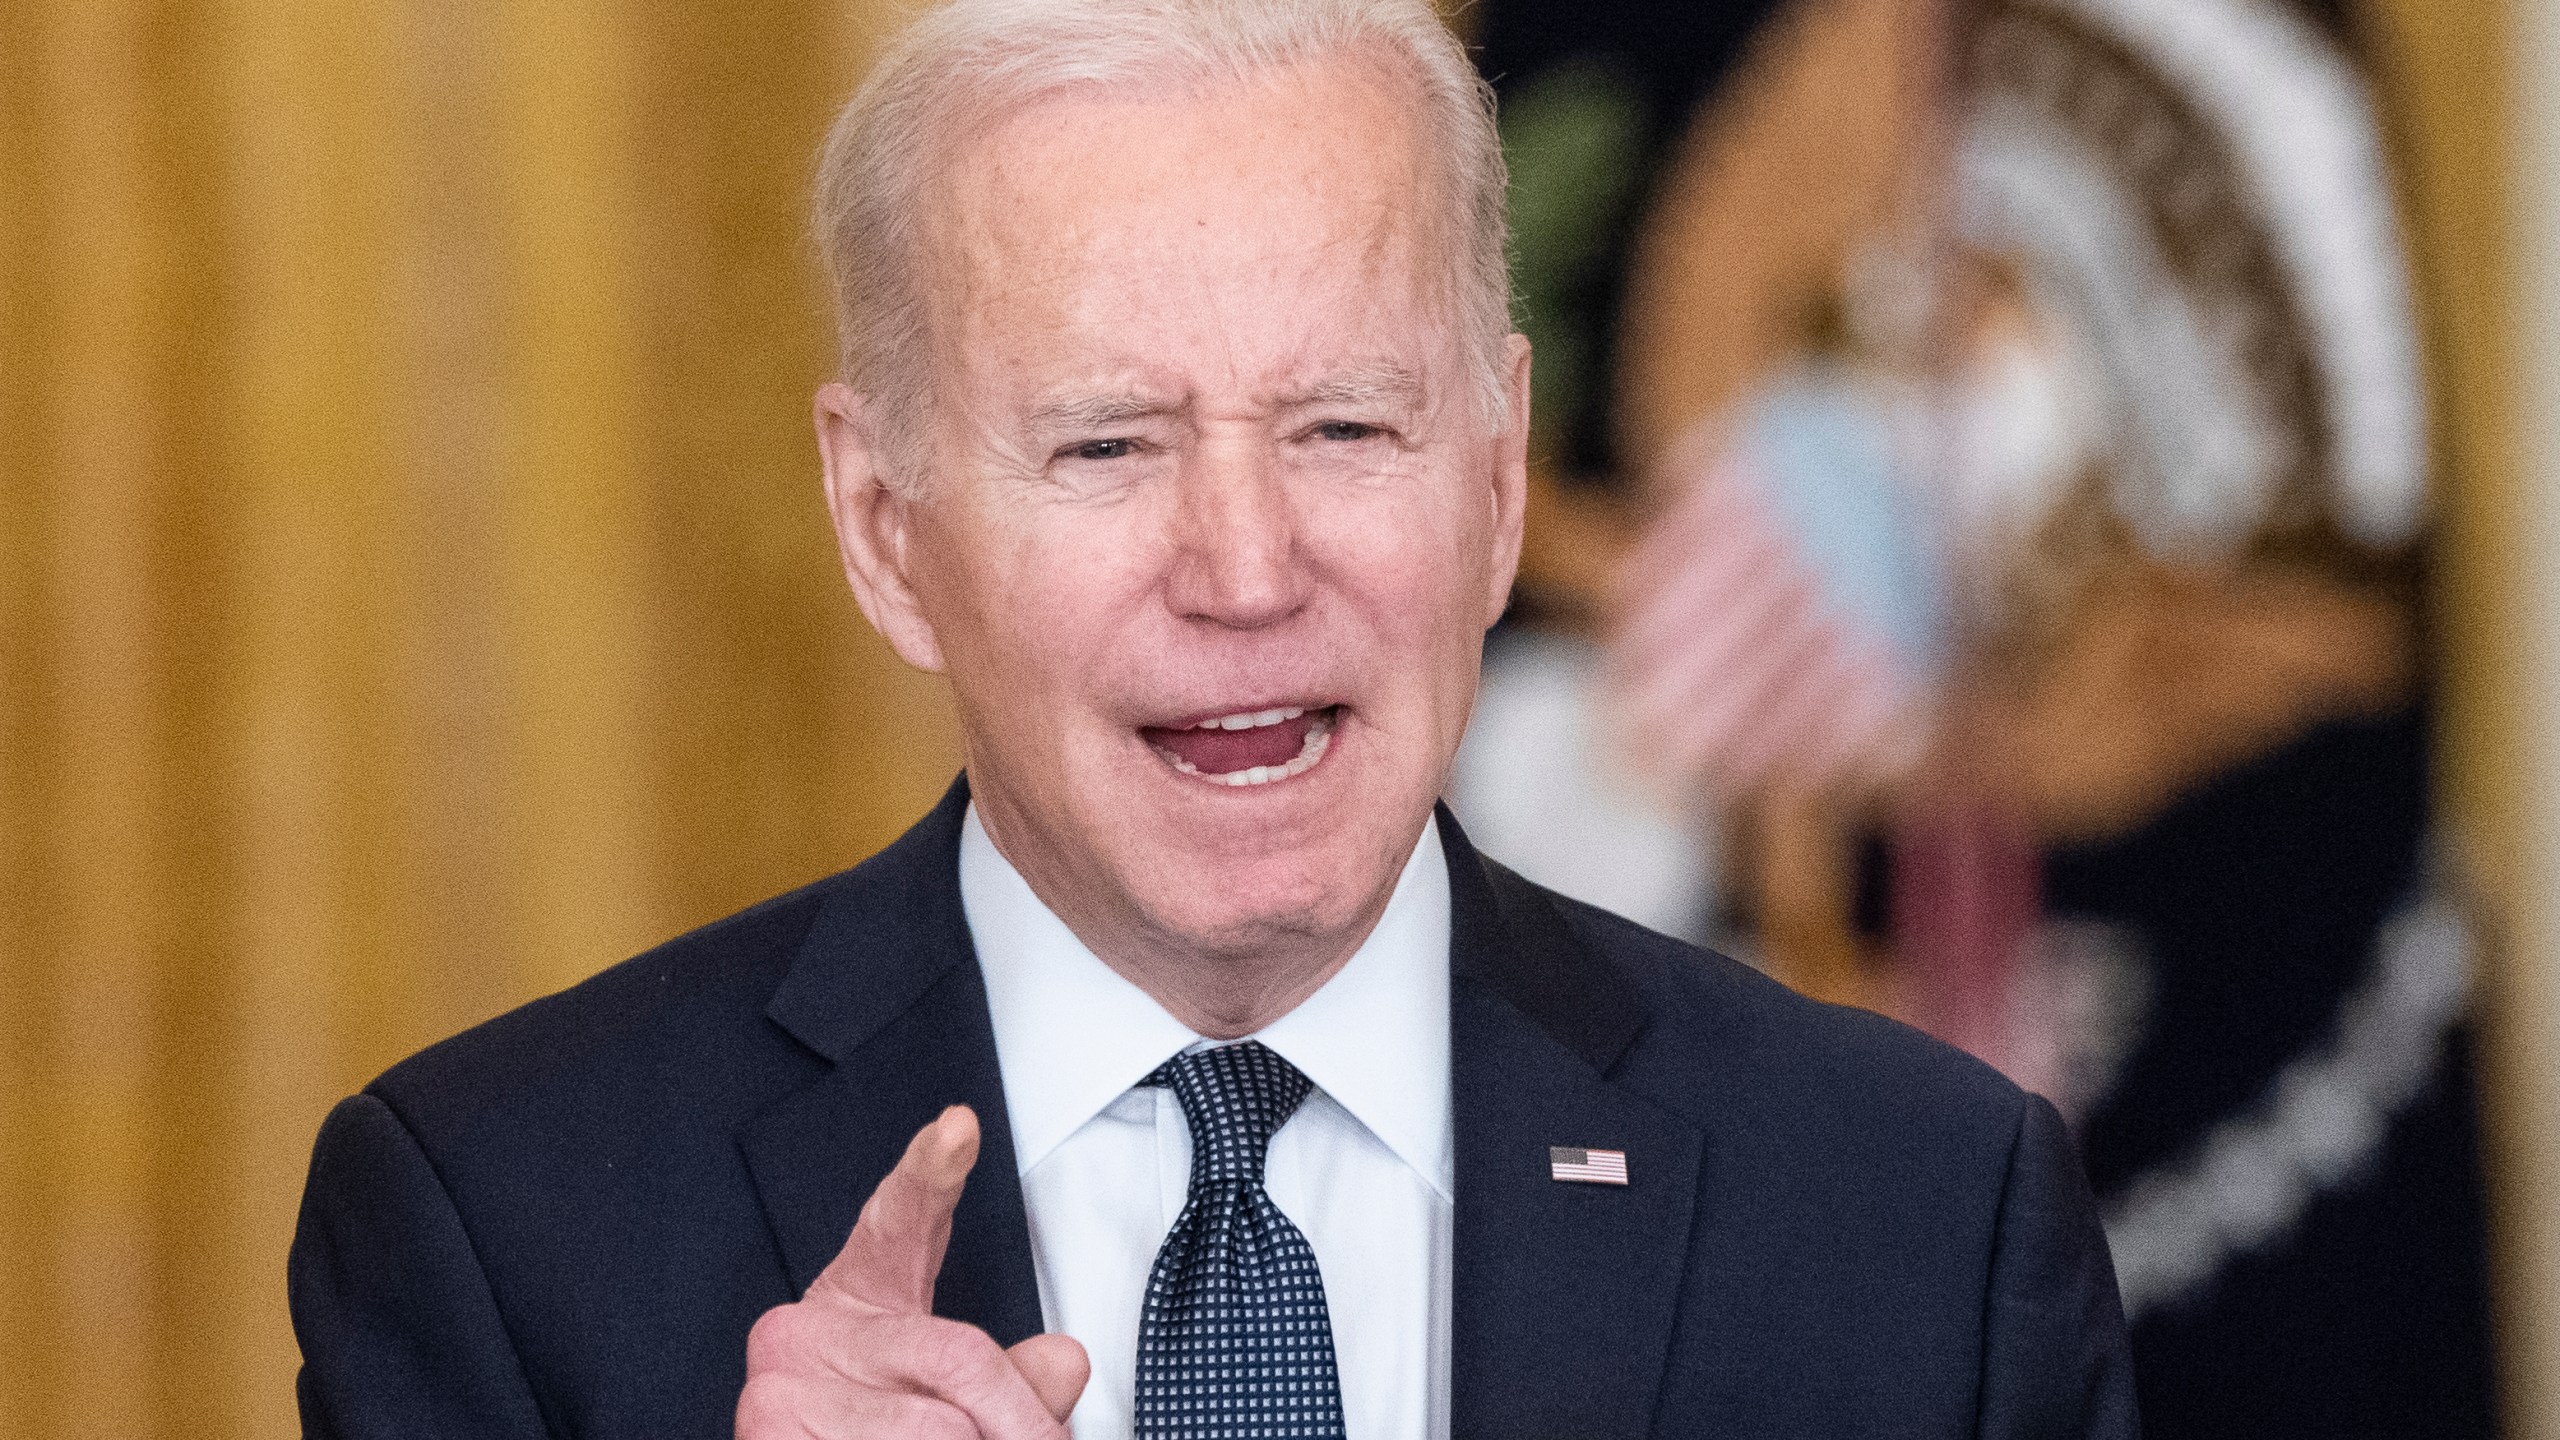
[931,1106,975,1168]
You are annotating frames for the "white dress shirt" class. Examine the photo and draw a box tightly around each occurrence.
[961,805,1453,1440]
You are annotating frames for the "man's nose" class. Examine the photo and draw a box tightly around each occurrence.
[1164,441,1308,629]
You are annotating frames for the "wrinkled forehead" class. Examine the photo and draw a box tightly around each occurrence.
[912,56,1463,403]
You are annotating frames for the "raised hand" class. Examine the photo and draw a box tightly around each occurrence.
[736,1106,1090,1439]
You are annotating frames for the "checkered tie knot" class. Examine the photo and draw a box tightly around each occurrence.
[1135,1040,1346,1439]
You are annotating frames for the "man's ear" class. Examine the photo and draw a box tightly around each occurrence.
[1481,332,1533,628]
[816,382,948,673]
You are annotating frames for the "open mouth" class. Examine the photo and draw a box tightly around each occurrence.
[1139,705,1338,787]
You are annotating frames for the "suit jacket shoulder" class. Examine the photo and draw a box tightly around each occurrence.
[1552,880,2033,1160]
[1453,854,2136,1440]
[292,787,1021,1440]
[368,872,836,1147]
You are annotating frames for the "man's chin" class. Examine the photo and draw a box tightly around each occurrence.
[1109,817,1419,961]
[1128,880,1360,970]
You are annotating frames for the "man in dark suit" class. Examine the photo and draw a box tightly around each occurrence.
[289,0,2138,1435]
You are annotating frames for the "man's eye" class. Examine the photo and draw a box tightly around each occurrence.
[1311,421,1381,442]
[1065,438,1137,461]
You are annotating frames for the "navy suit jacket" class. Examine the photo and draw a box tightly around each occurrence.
[291,780,2138,1437]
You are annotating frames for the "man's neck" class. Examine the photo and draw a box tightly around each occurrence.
[1096,937,1369,1040]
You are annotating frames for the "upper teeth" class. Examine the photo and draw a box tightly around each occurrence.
[1196,707,1304,731]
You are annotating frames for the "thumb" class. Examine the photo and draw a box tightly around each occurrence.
[1006,1332,1090,1423]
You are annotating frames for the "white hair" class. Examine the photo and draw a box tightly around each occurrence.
[813,0,1512,495]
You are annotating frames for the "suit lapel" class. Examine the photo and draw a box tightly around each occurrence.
[737,778,1047,1346]
[1442,810,1705,1439]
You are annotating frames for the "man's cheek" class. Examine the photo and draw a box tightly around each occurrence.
[1355,522,1472,622]
[1302,497,1434,581]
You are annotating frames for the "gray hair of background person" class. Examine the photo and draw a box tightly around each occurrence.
[813,0,1516,497]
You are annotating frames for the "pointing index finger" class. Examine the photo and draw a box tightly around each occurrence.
[813,1105,979,1316]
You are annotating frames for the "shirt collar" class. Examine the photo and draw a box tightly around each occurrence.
[963,804,1453,1201]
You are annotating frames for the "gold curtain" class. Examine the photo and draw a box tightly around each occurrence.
[0,3,955,1435]
[2367,0,2560,1428]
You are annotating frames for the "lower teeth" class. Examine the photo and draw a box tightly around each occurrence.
[1154,713,1334,786]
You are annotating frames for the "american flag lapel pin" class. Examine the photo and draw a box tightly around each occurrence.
[1549,1145,1629,1186]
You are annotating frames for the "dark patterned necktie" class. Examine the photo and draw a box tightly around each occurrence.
[1134,1040,1346,1439]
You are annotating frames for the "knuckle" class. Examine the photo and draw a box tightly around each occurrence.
[744,1304,808,1373]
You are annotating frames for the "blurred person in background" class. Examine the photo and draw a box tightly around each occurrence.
[285,0,2137,1436]
[1450,0,2500,1432]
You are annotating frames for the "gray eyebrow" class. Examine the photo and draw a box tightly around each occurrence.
[1023,392,1184,433]
[1020,363,1427,436]
[1286,364,1426,410]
